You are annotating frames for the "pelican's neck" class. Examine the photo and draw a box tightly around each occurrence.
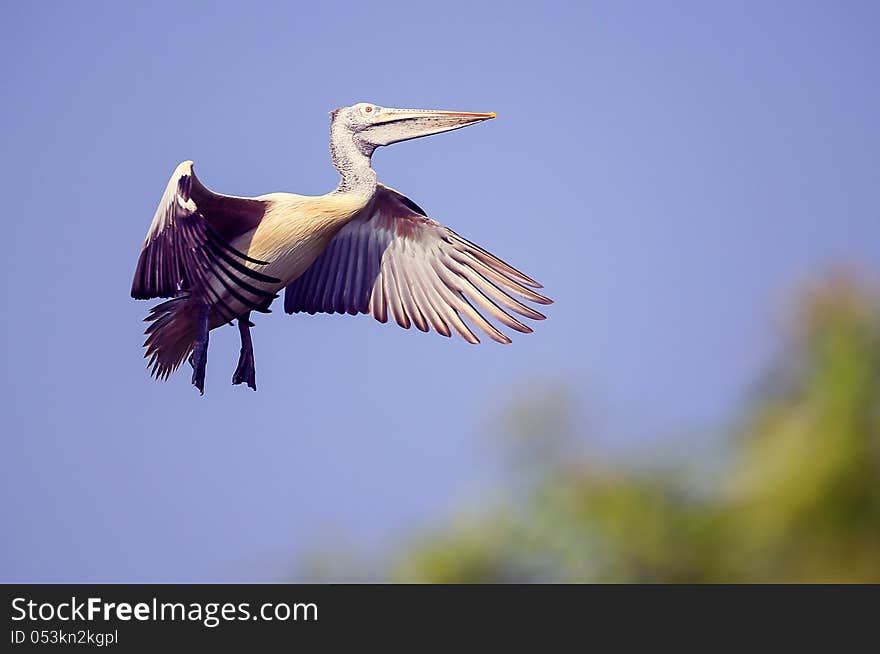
[330,121,377,199]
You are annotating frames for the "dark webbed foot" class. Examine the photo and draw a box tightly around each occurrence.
[189,303,210,395]
[232,353,256,390]
[232,313,257,391]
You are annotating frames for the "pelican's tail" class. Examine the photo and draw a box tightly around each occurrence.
[142,295,199,380]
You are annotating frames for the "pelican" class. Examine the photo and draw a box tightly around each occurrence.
[131,103,552,393]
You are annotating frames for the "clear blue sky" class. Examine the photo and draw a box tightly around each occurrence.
[1,1,877,581]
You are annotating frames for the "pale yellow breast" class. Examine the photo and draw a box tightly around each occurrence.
[231,192,368,287]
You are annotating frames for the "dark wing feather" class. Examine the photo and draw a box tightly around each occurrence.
[131,161,280,320]
[284,184,551,344]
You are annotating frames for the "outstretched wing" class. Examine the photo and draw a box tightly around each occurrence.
[131,161,280,320]
[284,184,551,344]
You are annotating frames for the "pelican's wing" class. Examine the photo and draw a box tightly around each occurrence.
[284,184,551,343]
[131,161,280,320]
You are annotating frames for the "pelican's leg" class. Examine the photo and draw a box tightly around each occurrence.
[189,303,210,395]
[232,312,257,391]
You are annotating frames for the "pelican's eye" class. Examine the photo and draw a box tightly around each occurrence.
[364,106,373,113]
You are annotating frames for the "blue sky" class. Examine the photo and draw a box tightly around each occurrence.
[1,1,877,581]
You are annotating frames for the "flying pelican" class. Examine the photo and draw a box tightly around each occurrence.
[131,103,552,393]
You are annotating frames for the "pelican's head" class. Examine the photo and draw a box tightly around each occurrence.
[332,102,496,151]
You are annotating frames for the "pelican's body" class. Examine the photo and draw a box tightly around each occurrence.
[132,103,552,393]
[244,193,365,277]
[215,190,369,327]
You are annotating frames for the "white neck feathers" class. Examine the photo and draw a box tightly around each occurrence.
[329,118,377,198]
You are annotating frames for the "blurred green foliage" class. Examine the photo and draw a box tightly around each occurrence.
[387,276,880,582]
